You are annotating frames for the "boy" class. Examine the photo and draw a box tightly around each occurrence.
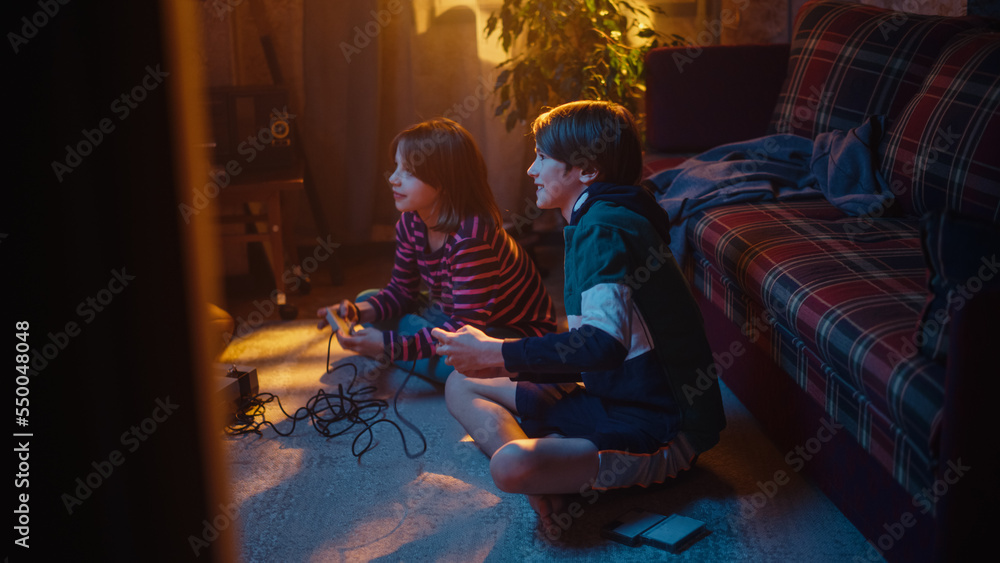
[432,101,725,528]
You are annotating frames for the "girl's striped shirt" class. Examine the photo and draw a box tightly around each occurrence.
[364,212,556,361]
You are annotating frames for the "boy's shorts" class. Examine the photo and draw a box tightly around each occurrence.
[515,381,697,490]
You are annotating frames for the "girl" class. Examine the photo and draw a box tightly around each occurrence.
[318,118,556,381]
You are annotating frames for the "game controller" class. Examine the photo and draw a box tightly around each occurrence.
[325,306,354,335]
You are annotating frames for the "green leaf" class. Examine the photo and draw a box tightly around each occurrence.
[505,111,519,132]
[483,0,686,136]
[495,69,511,90]
[495,99,511,117]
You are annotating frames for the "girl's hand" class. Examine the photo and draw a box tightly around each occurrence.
[337,299,361,325]
[336,327,385,358]
[317,300,362,331]
[431,325,506,374]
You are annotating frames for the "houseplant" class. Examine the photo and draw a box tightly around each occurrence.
[485,0,684,133]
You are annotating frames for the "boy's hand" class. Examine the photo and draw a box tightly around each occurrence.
[336,327,384,357]
[432,326,506,375]
[460,366,512,379]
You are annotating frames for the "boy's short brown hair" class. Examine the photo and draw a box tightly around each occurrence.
[531,101,643,185]
[391,118,502,232]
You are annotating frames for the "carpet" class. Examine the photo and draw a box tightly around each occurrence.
[219,319,876,562]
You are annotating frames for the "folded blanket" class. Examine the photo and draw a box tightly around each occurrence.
[644,116,894,264]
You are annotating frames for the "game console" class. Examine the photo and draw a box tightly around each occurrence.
[601,509,708,553]
[213,364,259,423]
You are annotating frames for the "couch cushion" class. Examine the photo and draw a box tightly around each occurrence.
[770,0,991,138]
[687,200,943,466]
[691,250,938,496]
[880,32,1000,222]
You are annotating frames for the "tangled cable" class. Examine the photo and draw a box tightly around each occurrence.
[225,332,427,460]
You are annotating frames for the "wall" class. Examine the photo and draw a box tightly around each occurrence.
[197,0,970,252]
[706,0,965,45]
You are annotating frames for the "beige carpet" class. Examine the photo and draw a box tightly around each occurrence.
[218,319,876,562]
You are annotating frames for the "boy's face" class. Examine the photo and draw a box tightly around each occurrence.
[389,146,439,221]
[527,146,590,220]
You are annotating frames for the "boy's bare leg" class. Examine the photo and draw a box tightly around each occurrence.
[446,372,600,531]
[490,437,599,494]
[445,371,525,457]
[492,437,599,533]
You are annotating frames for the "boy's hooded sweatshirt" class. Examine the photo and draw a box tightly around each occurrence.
[502,182,726,453]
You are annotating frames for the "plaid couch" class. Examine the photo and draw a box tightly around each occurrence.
[643,1,999,560]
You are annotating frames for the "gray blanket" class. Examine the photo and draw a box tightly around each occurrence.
[644,116,894,264]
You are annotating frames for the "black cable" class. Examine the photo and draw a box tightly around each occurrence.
[353,366,426,459]
[225,332,427,460]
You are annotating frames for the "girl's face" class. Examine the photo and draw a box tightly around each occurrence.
[389,145,439,223]
[527,146,588,221]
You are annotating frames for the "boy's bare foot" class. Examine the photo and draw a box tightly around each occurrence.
[528,494,571,538]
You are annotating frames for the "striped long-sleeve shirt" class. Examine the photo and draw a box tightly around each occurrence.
[364,212,556,361]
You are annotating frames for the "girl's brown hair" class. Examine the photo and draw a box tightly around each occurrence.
[390,118,502,232]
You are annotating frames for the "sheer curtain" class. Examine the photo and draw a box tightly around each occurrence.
[302,0,534,245]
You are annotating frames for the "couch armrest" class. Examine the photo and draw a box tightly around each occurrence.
[935,286,1000,559]
[645,43,790,154]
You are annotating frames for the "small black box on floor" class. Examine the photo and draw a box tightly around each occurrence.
[214,363,259,421]
[601,510,666,546]
[602,510,709,553]
[641,513,708,553]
